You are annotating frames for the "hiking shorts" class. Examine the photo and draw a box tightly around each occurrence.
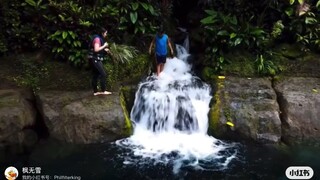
[156,54,167,64]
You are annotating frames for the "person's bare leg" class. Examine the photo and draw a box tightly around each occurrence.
[160,63,164,73]
[157,64,161,76]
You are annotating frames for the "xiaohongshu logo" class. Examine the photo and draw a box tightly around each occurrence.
[285,166,314,179]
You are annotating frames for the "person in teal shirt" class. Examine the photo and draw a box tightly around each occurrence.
[149,26,174,76]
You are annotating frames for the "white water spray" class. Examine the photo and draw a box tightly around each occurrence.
[116,44,238,174]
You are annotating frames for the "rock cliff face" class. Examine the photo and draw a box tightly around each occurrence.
[0,89,132,146]
[0,89,37,146]
[0,77,319,146]
[35,91,131,144]
[274,77,320,146]
[209,76,320,146]
[209,77,281,143]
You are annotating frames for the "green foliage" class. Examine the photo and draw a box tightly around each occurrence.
[201,9,267,72]
[0,0,161,66]
[1,0,26,51]
[48,30,84,65]
[199,0,320,78]
[119,54,150,81]
[103,45,149,89]
[255,53,283,76]
[109,43,138,64]
[116,1,159,34]
[221,51,256,77]
[296,13,320,50]
[284,1,320,51]
[13,58,49,91]
[271,20,285,39]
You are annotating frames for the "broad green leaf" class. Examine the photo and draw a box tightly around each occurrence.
[317,0,320,8]
[305,17,317,24]
[217,30,229,36]
[58,14,65,21]
[200,16,217,24]
[62,31,68,39]
[131,3,139,11]
[55,30,62,35]
[25,0,36,7]
[68,31,76,39]
[141,3,148,10]
[285,8,294,16]
[219,56,224,63]
[204,10,217,16]
[148,5,155,15]
[37,0,42,6]
[230,16,238,25]
[298,0,304,4]
[230,33,237,39]
[289,0,295,5]
[130,12,138,24]
[234,38,242,46]
[251,29,265,36]
[79,20,92,27]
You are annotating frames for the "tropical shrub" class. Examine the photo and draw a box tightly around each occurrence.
[285,0,320,51]
[201,9,267,72]
[104,44,149,88]
[0,0,161,66]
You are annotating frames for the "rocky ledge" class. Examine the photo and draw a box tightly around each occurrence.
[0,77,319,147]
[0,89,131,146]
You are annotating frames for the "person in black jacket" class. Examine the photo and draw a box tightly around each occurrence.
[88,28,112,96]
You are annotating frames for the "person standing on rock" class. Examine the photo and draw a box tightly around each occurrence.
[149,25,174,76]
[88,27,112,96]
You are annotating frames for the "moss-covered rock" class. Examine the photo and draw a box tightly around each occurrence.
[105,53,151,89]
[208,77,282,143]
[275,43,304,59]
[120,89,133,136]
[222,50,256,77]
[36,91,131,144]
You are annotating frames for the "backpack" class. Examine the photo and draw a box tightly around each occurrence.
[88,35,105,61]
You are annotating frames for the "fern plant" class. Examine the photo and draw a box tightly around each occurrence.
[104,43,139,89]
[109,43,138,63]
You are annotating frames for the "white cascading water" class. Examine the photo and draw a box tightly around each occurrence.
[116,43,238,174]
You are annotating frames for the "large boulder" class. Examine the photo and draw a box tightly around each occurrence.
[274,77,320,146]
[209,77,281,143]
[0,89,37,146]
[36,91,132,144]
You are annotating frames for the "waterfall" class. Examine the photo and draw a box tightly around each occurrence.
[116,45,238,174]
[176,44,190,62]
[183,34,190,53]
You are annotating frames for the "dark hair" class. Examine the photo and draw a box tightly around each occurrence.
[100,27,107,34]
[157,25,164,34]
[92,27,107,35]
